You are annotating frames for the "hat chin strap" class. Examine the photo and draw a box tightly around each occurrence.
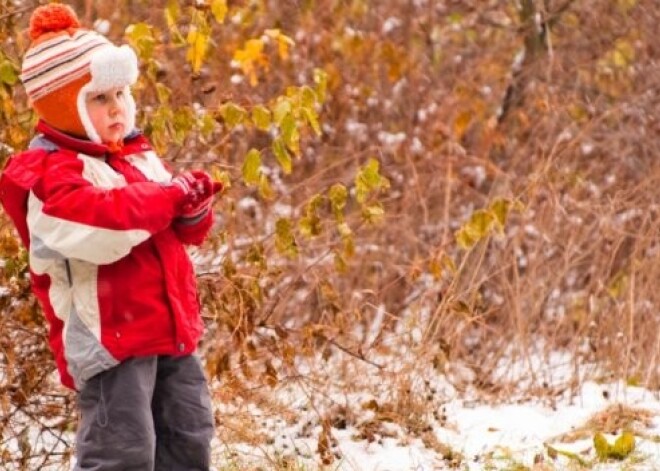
[77,84,136,144]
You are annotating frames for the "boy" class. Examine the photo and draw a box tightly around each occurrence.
[0,4,217,469]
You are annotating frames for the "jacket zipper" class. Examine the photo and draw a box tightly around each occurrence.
[64,260,73,286]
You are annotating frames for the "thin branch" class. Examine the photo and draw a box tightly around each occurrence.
[0,5,33,22]
[547,0,578,28]
[326,337,384,369]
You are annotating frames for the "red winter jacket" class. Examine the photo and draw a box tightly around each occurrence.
[0,121,213,390]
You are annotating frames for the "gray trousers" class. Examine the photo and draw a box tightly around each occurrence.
[74,355,215,470]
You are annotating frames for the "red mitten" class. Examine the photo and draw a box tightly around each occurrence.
[189,170,213,199]
[211,181,224,194]
[189,171,223,197]
[171,171,201,198]
[180,193,212,219]
[174,170,223,221]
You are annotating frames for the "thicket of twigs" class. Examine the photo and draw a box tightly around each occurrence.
[0,0,658,468]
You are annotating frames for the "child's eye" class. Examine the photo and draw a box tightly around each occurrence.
[93,94,107,102]
[116,90,124,98]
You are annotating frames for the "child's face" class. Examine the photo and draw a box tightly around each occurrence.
[85,87,127,144]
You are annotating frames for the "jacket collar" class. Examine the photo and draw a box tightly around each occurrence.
[33,120,145,157]
[35,120,110,157]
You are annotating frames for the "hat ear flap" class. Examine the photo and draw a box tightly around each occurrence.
[122,86,136,138]
[77,82,102,143]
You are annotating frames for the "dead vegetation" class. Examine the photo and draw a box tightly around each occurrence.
[1,0,659,468]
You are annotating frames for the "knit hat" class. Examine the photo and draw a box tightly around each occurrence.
[20,3,139,144]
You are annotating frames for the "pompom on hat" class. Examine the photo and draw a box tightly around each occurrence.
[20,3,138,144]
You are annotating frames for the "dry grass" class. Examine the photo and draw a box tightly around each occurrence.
[1,0,659,469]
[553,404,656,443]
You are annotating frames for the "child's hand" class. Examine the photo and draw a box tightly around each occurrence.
[171,171,202,199]
[188,170,223,200]
[172,171,220,202]
[180,196,212,219]
[175,170,222,220]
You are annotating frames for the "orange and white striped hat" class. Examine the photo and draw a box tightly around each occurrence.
[20,3,138,144]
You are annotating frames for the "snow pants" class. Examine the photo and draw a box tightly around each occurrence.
[73,355,215,470]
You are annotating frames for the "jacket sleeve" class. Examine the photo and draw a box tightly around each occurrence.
[28,155,186,265]
[172,208,214,246]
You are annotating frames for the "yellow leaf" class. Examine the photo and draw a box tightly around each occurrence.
[275,217,297,256]
[211,0,228,23]
[615,39,635,64]
[313,68,328,103]
[272,137,292,174]
[219,102,247,129]
[258,174,274,200]
[303,107,322,136]
[607,271,628,299]
[280,113,300,155]
[568,103,590,123]
[443,254,457,274]
[343,234,355,258]
[233,39,267,86]
[265,29,295,61]
[125,23,155,59]
[272,98,292,125]
[594,432,611,461]
[337,222,352,237]
[380,40,407,82]
[355,158,389,204]
[198,112,216,137]
[8,125,28,147]
[605,430,635,460]
[612,50,628,68]
[429,253,455,280]
[617,0,637,12]
[186,27,209,74]
[362,203,385,224]
[299,193,324,238]
[454,204,503,250]
[429,257,443,280]
[455,228,477,250]
[453,110,472,139]
[464,209,494,241]
[329,183,348,217]
[164,0,179,29]
[300,85,316,108]
[163,0,185,45]
[334,252,348,273]
[242,148,261,185]
[0,60,18,86]
[251,104,271,131]
[211,166,231,190]
[490,198,514,231]
[299,214,321,238]
[156,83,171,104]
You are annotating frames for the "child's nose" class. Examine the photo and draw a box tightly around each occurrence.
[109,99,122,115]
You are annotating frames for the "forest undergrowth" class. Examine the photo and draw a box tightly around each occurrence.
[0,0,659,469]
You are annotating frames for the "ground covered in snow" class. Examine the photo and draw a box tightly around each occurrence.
[6,338,660,471]
[210,346,660,471]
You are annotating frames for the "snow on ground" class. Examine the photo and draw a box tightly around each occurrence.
[211,345,660,471]
[445,381,660,470]
[6,341,660,470]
